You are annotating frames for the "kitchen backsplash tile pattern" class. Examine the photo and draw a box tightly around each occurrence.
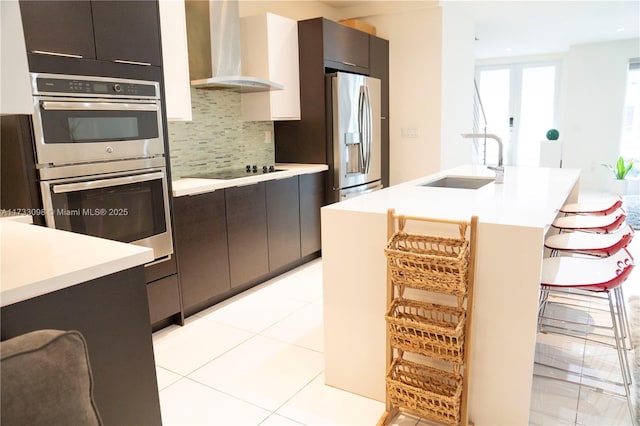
[167,88,274,178]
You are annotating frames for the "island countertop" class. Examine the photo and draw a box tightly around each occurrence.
[324,164,581,229]
[172,163,329,197]
[1,217,154,307]
[320,164,581,425]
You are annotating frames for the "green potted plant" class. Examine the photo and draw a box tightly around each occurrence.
[602,156,634,195]
[603,156,634,179]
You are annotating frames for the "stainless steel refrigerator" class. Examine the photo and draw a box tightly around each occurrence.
[326,72,382,202]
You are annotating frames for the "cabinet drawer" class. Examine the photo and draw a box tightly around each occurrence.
[144,255,177,283]
[147,274,180,324]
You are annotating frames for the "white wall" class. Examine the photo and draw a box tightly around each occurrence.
[440,2,476,170]
[239,0,339,20]
[560,38,640,192]
[362,5,444,185]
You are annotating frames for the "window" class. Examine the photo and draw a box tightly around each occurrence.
[476,62,560,167]
[620,58,640,177]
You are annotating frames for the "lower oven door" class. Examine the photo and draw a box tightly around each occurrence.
[40,168,173,260]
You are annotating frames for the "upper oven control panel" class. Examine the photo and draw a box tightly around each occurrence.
[31,73,160,99]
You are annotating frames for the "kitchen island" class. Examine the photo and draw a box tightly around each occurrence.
[321,165,581,425]
[0,217,162,425]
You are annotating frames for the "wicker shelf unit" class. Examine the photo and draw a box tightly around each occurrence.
[379,209,478,426]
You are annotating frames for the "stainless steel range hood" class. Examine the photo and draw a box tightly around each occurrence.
[185,0,283,93]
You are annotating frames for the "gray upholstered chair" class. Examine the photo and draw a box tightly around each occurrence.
[0,329,102,426]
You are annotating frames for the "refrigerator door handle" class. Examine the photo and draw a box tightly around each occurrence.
[357,87,366,173]
[363,85,373,174]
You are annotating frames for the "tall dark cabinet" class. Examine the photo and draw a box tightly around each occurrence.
[15,0,181,328]
[369,35,390,187]
[274,18,390,197]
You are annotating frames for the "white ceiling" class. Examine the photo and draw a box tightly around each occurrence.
[318,0,640,59]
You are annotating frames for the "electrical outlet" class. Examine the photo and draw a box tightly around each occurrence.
[401,127,419,138]
[264,130,272,144]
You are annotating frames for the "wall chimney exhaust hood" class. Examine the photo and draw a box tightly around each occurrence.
[185,0,284,93]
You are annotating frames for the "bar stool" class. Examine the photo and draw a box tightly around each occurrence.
[551,208,626,234]
[536,248,635,420]
[559,195,623,216]
[545,223,634,257]
[542,224,635,352]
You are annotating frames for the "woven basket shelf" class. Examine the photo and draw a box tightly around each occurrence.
[385,232,469,297]
[386,357,462,426]
[386,298,465,363]
[379,211,477,426]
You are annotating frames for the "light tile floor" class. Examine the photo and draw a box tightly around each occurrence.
[153,239,640,425]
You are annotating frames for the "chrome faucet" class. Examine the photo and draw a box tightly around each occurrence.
[461,133,504,183]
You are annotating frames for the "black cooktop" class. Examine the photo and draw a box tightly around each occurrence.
[184,166,284,180]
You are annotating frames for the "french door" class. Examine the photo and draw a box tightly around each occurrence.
[475,62,560,167]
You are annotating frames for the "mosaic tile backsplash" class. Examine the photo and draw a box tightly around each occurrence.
[167,88,274,178]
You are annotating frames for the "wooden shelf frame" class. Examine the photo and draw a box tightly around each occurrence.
[379,208,478,426]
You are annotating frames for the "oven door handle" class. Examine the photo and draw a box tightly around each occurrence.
[51,171,164,194]
[41,101,159,112]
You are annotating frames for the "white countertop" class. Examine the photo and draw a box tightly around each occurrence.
[0,217,154,307]
[172,164,329,197]
[324,165,581,229]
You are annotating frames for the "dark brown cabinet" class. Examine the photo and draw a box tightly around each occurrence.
[145,255,181,326]
[146,274,181,324]
[369,35,390,187]
[322,18,370,74]
[91,1,162,66]
[172,172,324,318]
[299,172,325,256]
[19,0,162,70]
[19,1,96,59]
[1,266,162,426]
[226,183,270,288]
[266,177,301,271]
[174,190,230,315]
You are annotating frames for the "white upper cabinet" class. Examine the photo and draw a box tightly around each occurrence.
[1,1,32,115]
[159,0,192,121]
[240,13,300,121]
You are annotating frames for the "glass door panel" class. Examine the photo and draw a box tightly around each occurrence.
[517,66,556,166]
[476,62,559,167]
[477,68,510,166]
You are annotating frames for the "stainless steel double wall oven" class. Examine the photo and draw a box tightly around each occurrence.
[31,73,173,261]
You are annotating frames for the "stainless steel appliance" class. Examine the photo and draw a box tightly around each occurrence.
[29,73,172,261]
[30,73,164,177]
[39,158,173,260]
[327,72,382,201]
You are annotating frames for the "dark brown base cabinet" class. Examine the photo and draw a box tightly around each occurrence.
[174,172,325,318]
[300,173,324,256]
[266,177,302,271]
[226,183,270,288]
[1,266,162,426]
[174,190,231,316]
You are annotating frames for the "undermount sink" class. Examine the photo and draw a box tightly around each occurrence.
[420,176,495,190]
